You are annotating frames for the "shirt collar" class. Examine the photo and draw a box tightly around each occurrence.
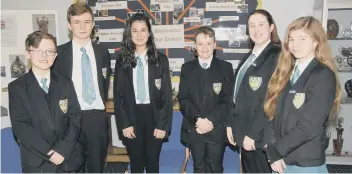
[72,39,92,50]
[198,56,213,66]
[252,40,271,57]
[294,56,315,73]
[33,70,51,86]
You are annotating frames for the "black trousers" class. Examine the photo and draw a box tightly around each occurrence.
[241,148,272,173]
[189,130,225,173]
[124,104,163,173]
[78,110,109,173]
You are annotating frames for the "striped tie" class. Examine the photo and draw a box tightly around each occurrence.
[290,65,300,84]
[40,78,49,93]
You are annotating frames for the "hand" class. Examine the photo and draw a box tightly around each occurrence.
[243,136,255,151]
[195,118,213,134]
[122,126,136,139]
[49,151,65,165]
[154,129,166,139]
[226,127,236,146]
[271,159,286,174]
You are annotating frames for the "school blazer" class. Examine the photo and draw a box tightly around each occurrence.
[8,70,83,171]
[178,57,235,144]
[232,42,281,147]
[52,41,111,102]
[266,59,336,167]
[113,52,173,135]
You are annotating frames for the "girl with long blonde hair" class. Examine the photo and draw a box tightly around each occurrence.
[264,16,341,173]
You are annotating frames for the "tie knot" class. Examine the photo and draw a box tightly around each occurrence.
[137,56,143,66]
[40,78,47,84]
[80,47,86,53]
[201,63,208,69]
[249,54,256,61]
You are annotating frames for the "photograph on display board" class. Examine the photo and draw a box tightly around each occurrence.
[9,55,27,78]
[32,14,57,38]
[1,66,6,77]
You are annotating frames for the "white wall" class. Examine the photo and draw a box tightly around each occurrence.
[1,0,72,45]
[262,0,315,40]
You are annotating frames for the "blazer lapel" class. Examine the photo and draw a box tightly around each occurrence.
[281,59,319,123]
[246,42,275,74]
[26,71,54,131]
[49,72,66,136]
[92,43,104,99]
[148,62,155,104]
[126,66,136,102]
[64,41,74,79]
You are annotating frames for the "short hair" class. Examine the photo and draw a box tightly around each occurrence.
[194,26,216,42]
[67,3,93,23]
[25,31,57,50]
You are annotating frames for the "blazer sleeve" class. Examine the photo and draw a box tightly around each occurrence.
[207,63,235,125]
[113,56,131,130]
[52,79,82,159]
[178,64,200,126]
[267,69,336,163]
[8,84,51,161]
[155,54,173,132]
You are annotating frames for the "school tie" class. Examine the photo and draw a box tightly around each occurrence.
[40,78,49,93]
[136,56,146,102]
[81,47,96,105]
[290,65,301,84]
[234,54,256,101]
[201,63,208,69]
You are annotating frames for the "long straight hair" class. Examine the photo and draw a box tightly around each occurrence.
[264,16,341,120]
[120,13,158,68]
[248,9,281,48]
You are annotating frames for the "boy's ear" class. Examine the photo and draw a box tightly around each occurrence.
[24,50,31,60]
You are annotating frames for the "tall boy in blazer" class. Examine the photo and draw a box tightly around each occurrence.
[9,31,82,173]
[178,27,235,173]
[51,3,111,172]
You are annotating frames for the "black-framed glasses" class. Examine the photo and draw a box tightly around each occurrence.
[28,49,57,56]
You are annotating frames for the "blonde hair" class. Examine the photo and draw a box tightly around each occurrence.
[264,16,341,120]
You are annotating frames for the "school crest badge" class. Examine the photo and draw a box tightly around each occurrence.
[59,99,68,114]
[249,76,262,91]
[293,93,305,109]
[213,83,222,95]
[155,78,161,90]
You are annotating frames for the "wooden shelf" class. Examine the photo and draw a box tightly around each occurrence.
[329,38,352,40]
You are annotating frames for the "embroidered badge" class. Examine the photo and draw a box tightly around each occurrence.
[249,76,262,91]
[155,78,161,90]
[59,99,68,114]
[293,93,305,109]
[213,83,222,95]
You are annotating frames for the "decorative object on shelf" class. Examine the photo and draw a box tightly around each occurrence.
[327,19,340,39]
[333,117,344,156]
[345,79,352,97]
[348,55,352,67]
[335,55,352,71]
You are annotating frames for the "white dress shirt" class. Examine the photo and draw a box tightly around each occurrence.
[72,39,105,110]
[33,70,50,90]
[133,49,150,104]
[198,56,213,69]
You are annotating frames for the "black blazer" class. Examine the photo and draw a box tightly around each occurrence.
[52,41,111,102]
[266,59,336,167]
[232,42,281,148]
[113,52,173,135]
[178,57,235,144]
[8,70,83,172]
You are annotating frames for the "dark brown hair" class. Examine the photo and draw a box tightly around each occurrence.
[194,26,216,42]
[248,9,281,48]
[25,31,57,50]
[67,3,93,23]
